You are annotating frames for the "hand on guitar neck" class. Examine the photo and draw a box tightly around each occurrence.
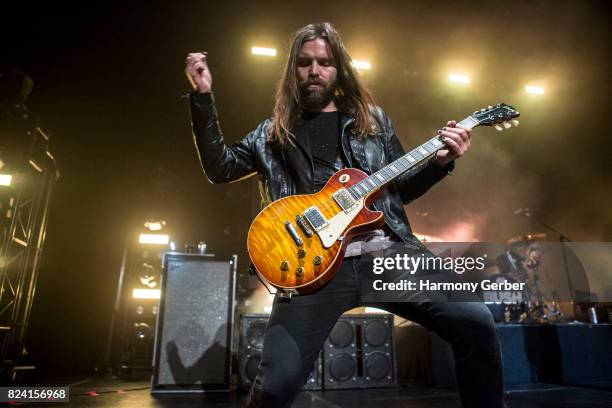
[435,120,473,167]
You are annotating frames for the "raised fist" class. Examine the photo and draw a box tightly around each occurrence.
[185,52,212,93]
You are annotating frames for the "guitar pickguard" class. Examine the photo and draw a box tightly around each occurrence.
[316,199,364,248]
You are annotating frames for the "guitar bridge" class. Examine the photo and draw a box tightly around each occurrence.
[295,215,313,237]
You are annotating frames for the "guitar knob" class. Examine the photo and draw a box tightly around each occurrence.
[280,261,289,271]
[297,249,306,258]
[296,267,305,277]
[313,256,323,266]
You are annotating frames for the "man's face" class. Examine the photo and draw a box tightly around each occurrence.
[296,37,338,110]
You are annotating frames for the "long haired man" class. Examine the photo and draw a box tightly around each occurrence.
[185,22,503,408]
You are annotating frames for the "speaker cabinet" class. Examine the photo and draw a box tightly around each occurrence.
[323,314,396,389]
[151,253,236,393]
[239,314,322,391]
[114,247,166,378]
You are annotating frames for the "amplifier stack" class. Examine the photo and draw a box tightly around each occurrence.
[238,313,396,390]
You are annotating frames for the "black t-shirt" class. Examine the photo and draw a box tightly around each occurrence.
[292,110,399,243]
[292,111,344,191]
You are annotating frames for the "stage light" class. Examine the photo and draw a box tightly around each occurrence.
[365,307,389,314]
[448,73,470,84]
[139,233,169,245]
[352,60,371,70]
[0,174,13,186]
[144,220,165,231]
[525,85,545,95]
[132,288,161,299]
[251,46,276,56]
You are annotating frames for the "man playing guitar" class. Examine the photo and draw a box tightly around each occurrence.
[185,22,503,408]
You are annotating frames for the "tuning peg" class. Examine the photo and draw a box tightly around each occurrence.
[511,119,520,126]
[488,105,492,109]
[503,122,512,129]
[494,124,503,131]
[480,108,486,112]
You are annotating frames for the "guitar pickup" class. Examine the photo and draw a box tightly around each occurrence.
[303,206,328,231]
[284,221,303,247]
[332,188,358,213]
[295,215,313,237]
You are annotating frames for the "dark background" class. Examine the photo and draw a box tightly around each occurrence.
[2,0,610,376]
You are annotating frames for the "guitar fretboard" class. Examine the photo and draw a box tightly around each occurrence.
[348,116,480,199]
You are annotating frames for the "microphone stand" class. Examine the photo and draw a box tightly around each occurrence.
[516,209,577,317]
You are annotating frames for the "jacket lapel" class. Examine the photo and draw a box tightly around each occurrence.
[340,116,354,168]
[346,125,371,173]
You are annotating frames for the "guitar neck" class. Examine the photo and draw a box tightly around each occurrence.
[348,116,480,199]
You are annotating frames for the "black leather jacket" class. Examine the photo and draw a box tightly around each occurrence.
[189,92,454,245]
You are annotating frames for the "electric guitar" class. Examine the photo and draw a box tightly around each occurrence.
[247,103,520,295]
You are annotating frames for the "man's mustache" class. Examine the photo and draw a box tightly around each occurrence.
[302,79,326,87]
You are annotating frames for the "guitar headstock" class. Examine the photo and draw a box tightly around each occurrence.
[472,103,520,131]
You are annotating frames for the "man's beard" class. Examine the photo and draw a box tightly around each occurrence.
[299,79,337,111]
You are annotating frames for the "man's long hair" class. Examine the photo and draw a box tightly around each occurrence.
[268,22,378,143]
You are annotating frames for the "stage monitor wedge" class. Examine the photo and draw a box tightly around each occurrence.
[151,253,237,393]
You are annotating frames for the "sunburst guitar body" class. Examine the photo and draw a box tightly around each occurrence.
[247,168,384,295]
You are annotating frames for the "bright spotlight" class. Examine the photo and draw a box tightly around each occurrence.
[251,46,276,57]
[365,307,389,314]
[448,73,470,84]
[352,60,371,70]
[0,174,13,186]
[144,220,165,231]
[139,233,169,245]
[525,85,545,95]
[132,288,161,299]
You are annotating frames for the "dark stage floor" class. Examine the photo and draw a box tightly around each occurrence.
[13,376,612,407]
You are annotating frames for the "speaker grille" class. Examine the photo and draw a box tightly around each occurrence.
[329,353,355,381]
[246,321,267,350]
[152,255,235,392]
[365,351,391,380]
[329,320,354,348]
[364,319,389,346]
[245,354,261,382]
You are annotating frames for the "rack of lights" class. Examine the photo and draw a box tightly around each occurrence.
[0,106,60,380]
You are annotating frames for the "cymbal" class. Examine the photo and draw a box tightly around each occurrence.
[507,232,547,246]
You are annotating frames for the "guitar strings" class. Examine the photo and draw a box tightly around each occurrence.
[296,116,478,223]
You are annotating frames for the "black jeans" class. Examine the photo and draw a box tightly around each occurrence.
[247,256,504,408]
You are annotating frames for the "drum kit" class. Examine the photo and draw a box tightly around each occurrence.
[481,232,568,324]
